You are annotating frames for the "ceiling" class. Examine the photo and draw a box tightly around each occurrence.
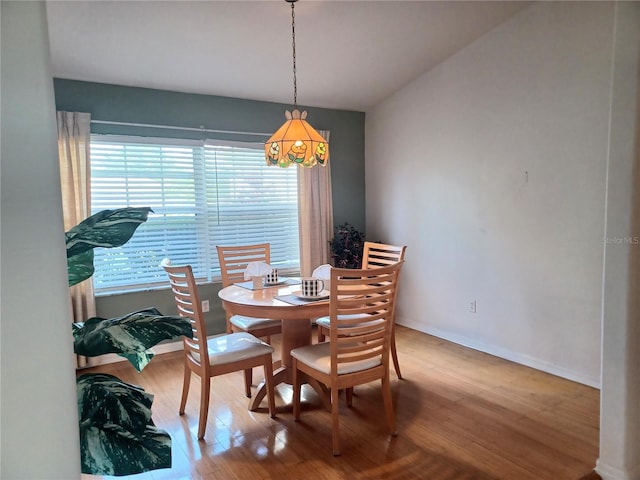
[46,1,529,112]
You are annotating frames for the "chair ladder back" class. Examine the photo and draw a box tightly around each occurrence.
[362,241,407,269]
[164,265,208,367]
[329,262,403,373]
[216,243,271,287]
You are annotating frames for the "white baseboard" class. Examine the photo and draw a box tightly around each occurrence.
[80,340,184,368]
[397,318,601,389]
[152,340,185,355]
[596,458,640,480]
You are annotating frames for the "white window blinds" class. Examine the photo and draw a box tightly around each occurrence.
[90,135,300,293]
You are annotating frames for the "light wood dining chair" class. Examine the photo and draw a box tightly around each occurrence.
[317,241,407,378]
[164,264,276,440]
[216,243,282,342]
[291,261,404,455]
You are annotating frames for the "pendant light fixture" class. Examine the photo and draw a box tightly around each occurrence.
[265,0,329,168]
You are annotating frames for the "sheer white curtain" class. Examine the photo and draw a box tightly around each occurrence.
[297,130,334,276]
[57,111,96,368]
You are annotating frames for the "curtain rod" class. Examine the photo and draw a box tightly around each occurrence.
[90,119,271,137]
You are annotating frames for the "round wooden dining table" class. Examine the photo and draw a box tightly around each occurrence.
[218,281,331,411]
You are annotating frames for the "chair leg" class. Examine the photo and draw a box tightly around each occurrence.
[331,385,341,456]
[292,359,301,421]
[346,387,354,407]
[197,376,211,440]
[247,367,253,393]
[244,368,252,398]
[317,326,326,343]
[381,374,397,437]
[179,360,191,415]
[263,355,276,418]
[391,327,402,379]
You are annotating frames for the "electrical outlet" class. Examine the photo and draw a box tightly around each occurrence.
[202,300,210,312]
[469,300,477,313]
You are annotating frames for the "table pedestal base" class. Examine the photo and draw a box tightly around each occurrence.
[249,317,331,411]
[249,365,331,411]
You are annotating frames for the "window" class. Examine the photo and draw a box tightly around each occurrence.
[90,135,300,294]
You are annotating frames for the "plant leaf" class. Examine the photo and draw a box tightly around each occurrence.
[67,249,95,287]
[119,351,154,372]
[77,374,171,476]
[65,207,152,286]
[73,308,193,371]
[77,373,153,431]
[66,207,153,258]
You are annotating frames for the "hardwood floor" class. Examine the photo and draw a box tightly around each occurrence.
[81,325,599,480]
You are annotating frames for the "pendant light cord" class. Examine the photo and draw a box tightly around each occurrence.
[291,1,297,109]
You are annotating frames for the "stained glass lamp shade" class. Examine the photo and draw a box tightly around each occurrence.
[265,109,329,168]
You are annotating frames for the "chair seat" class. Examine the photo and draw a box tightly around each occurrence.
[316,314,384,331]
[230,315,281,331]
[193,332,274,365]
[291,342,381,375]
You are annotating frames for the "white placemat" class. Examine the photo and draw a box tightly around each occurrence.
[275,293,330,306]
[234,277,301,290]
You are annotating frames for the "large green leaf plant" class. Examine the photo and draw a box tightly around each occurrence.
[67,207,193,476]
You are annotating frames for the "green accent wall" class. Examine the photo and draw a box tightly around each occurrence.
[53,79,365,335]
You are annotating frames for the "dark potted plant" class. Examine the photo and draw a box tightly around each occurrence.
[66,207,193,476]
[329,222,365,269]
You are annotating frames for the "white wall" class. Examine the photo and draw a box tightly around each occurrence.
[366,2,615,387]
[597,3,640,479]
[1,2,81,478]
